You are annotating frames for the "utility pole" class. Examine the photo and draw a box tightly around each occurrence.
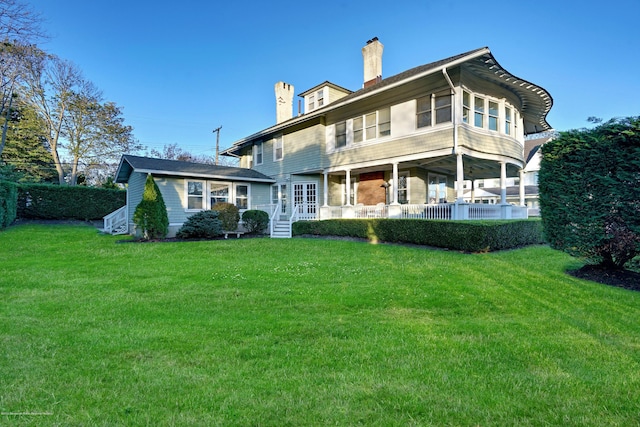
[212,126,222,165]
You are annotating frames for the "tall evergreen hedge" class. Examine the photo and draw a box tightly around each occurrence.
[16,183,125,221]
[0,181,18,229]
[539,117,640,269]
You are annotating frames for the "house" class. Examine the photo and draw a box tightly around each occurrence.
[106,40,553,237]
[462,133,554,215]
[106,155,274,236]
[221,40,552,228]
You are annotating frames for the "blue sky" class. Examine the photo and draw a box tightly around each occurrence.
[29,0,640,158]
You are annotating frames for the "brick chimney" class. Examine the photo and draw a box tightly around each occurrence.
[362,37,383,88]
[275,81,294,124]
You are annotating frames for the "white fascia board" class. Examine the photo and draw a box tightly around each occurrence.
[133,168,275,183]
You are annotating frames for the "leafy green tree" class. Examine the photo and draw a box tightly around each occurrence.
[133,174,169,239]
[1,99,56,182]
[539,116,640,269]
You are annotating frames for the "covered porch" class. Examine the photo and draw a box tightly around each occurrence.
[315,149,529,221]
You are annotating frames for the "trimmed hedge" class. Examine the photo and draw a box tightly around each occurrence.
[17,184,126,221]
[0,181,18,229]
[241,209,269,234]
[293,219,545,252]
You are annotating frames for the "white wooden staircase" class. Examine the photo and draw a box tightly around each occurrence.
[103,206,128,235]
[270,219,291,238]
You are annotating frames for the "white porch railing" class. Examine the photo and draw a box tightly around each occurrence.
[400,204,452,220]
[103,205,128,234]
[319,202,528,221]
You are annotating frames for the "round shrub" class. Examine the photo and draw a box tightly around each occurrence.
[176,210,223,239]
[212,202,240,231]
[242,209,269,234]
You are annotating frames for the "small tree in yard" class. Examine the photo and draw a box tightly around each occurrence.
[539,116,640,269]
[133,174,169,239]
[212,202,239,231]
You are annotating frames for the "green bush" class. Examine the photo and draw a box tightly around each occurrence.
[241,210,269,234]
[540,116,640,269]
[133,174,169,239]
[177,210,223,239]
[293,219,544,252]
[212,202,240,231]
[0,181,18,229]
[16,183,125,220]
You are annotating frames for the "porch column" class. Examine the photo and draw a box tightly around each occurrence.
[500,161,507,204]
[323,170,329,207]
[456,153,464,202]
[345,169,352,206]
[519,168,525,206]
[470,179,476,203]
[391,162,399,205]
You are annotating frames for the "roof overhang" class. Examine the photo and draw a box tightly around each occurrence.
[222,47,553,155]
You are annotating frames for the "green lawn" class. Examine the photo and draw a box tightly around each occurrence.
[1,224,639,426]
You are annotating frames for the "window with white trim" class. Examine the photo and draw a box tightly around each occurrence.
[474,96,485,128]
[378,107,391,136]
[210,182,230,206]
[308,94,315,111]
[187,181,204,210]
[365,112,376,139]
[435,93,452,124]
[428,174,447,204]
[462,91,470,124]
[505,106,512,135]
[254,142,263,165]
[488,101,499,131]
[398,173,408,204]
[416,95,431,128]
[353,116,364,143]
[235,184,249,210]
[316,90,324,107]
[273,135,283,161]
[336,121,347,148]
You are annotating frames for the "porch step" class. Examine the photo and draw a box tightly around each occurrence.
[271,220,291,238]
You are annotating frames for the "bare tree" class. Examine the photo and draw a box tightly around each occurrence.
[0,0,45,43]
[21,52,82,184]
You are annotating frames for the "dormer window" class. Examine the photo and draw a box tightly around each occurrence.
[309,95,315,111]
[316,90,324,107]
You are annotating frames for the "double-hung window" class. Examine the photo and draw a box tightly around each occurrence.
[254,142,263,165]
[378,108,391,137]
[235,184,249,210]
[474,96,485,128]
[488,101,499,131]
[187,181,204,210]
[308,95,315,111]
[274,135,283,161]
[353,116,364,143]
[505,107,512,135]
[398,173,408,204]
[462,91,470,124]
[365,112,377,140]
[316,90,324,108]
[416,95,431,128]
[335,121,347,148]
[435,93,452,124]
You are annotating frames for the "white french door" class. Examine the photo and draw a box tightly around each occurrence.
[293,182,317,220]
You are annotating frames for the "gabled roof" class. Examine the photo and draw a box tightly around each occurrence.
[298,80,353,97]
[114,155,275,184]
[222,46,553,156]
